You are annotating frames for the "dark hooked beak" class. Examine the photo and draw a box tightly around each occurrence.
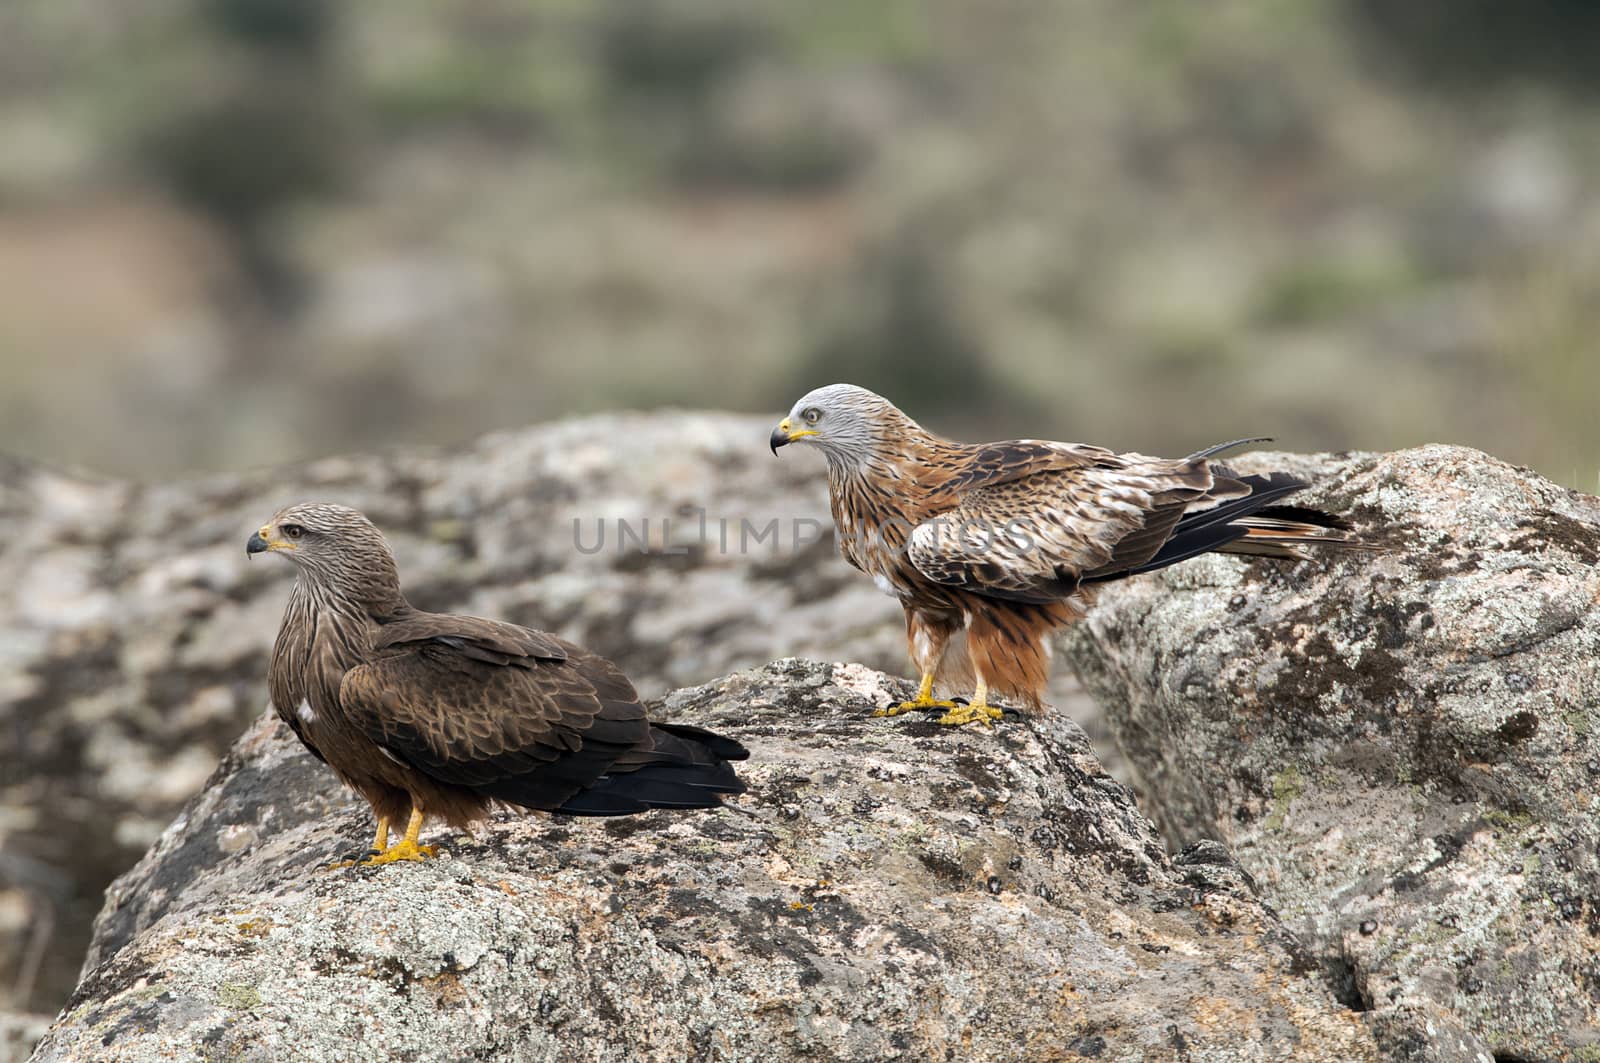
[246,531,269,557]
[771,417,816,454]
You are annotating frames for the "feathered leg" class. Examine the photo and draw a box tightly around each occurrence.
[876,610,962,717]
[939,604,1063,727]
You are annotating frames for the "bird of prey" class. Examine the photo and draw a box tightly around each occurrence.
[248,503,748,866]
[770,383,1366,726]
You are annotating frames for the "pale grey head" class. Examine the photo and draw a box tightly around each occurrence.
[769,383,916,469]
[247,502,404,607]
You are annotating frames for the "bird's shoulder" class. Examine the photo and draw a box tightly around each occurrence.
[371,611,571,666]
[939,438,1126,494]
[354,611,641,713]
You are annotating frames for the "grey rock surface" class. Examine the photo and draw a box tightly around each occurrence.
[33,660,1376,1063]
[1064,444,1600,1062]
[0,415,1097,1016]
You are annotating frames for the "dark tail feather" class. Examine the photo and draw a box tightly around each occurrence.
[1086,473,1365,583]
[1217,507,1374,561]
[1251,503,1352,530]
[552,723,747,817]
[1092,473,1307,579]
[650,721,750,762]
[1185,436,1272,461]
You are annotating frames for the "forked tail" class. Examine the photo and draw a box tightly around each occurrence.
[553,722,749,817]
[1087,468,1371,583]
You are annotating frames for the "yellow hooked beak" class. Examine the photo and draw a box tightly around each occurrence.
[769,418,818,454]
[245,524,295,556]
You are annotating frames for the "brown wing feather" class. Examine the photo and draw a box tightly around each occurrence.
[339,625,651,810]
[373,613,570,664]
[907,458,1228,603]
[942,440,1117,492]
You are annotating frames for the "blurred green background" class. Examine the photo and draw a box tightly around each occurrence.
[1,0,1597,484]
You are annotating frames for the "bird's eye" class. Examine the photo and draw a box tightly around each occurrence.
[803,408,821,425]
[281,524,304,540]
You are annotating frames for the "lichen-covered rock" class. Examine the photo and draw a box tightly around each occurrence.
[33,661,1376,1062]
[0,414,1099,1015]
[1064,444,1600,1062]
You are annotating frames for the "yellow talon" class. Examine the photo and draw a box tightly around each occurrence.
[935,680,1005,728]
[935,702,1004,727]
[351,809,438,867]
[874,673,958,717]
[361,839,438,866]
[328,815,394,870]
[875,696,959,718]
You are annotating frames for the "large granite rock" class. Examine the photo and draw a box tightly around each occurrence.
[31,660,1376,1062]
[0,415,1095,1019]
[1065,445,1600,1062]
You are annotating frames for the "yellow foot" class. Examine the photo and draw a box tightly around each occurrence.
[874,695,960,718]
[936,701,1005,727]
[359,839,439,866]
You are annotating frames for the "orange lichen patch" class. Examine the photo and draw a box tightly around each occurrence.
[233,918,274,940]
[422,971,470,1009]
[1189,994,1260,1034]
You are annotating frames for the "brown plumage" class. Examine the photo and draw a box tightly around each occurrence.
[770,384,1368,726]
[248,503,747,865]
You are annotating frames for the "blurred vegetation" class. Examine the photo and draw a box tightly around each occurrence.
[1345,0,1600,96]
[0,0,1595,485]
[798,228,1007,420]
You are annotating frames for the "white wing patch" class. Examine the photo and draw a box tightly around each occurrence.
[297,698,317,725]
